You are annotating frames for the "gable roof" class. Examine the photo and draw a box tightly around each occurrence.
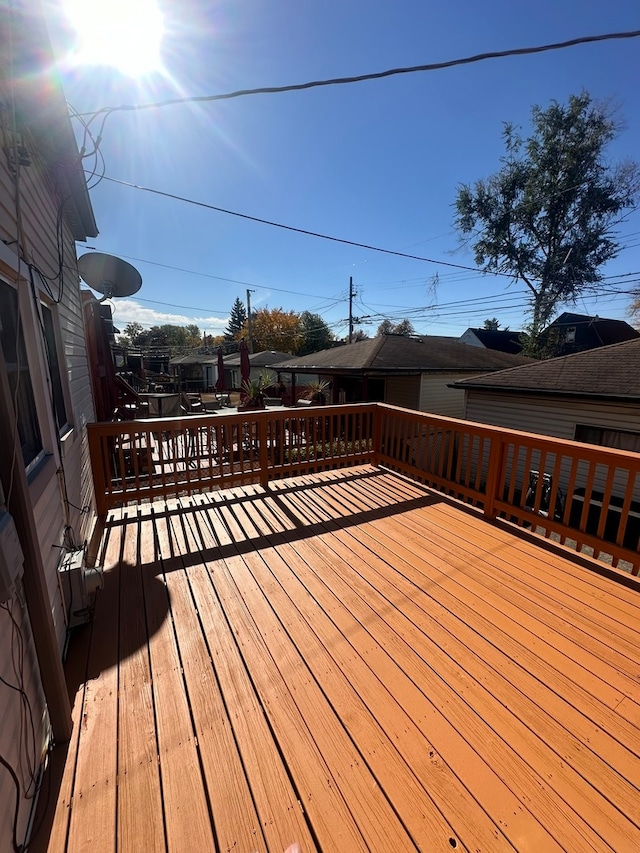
[461,328,524,354]
[275,335,531,373]
[453,338,640,402]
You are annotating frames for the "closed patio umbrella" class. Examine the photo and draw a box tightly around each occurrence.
[215,347,226,391]
[239,339,251,386]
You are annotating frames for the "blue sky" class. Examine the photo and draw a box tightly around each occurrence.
[53,0,640,341]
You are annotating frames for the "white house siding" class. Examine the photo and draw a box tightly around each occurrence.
[418,373,472,418]
[386,375,420,410]
[458,329,484,347]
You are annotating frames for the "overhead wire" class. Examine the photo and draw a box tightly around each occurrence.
[76,29,640,124]
[85,172,518,276]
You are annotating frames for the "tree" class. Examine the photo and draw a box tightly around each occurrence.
[483,318,501,331]
[455,92,639,356]
[225,298,247,341]
[351,329,369,342]
[117,321,144,346]
[298,311,334,355]
[244,307,302,353]
[184,324,202,347]
[393,319,415,336]
[133,323,201,351]
[376,319,394,336]
[376,318,415,336]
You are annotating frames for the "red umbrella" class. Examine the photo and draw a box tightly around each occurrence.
[215,347,226,391]
[239,339,251,386]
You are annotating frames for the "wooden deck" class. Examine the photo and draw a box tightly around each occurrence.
[34,467,640,852]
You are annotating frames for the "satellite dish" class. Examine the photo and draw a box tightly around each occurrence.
[77,252,142,300]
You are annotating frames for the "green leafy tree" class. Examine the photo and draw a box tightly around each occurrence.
[117,321,144,346]
[184,324,202,348]
[298,311,334,355]
[225,298,247,341]
[134,323,201,352]
[483,318,501,331]
[455,92,639,356]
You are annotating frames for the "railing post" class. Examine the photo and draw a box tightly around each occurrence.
[258,415,269,486]
[371,404,382,467]
[87,423,109,517]
[484,435,505,520]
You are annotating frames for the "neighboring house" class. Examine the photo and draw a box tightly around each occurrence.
[459,327,524,354]
[275,335,530,417]
[170,353,211,390]
[168,349,294,391]
[0,4,98,848]
[453,338,640,452]
[225,349,293,389]
[459,314,639,358]
[543,312,638,356]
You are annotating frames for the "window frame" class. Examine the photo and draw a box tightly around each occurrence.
[40,301,71,436]
[0,276,45,472]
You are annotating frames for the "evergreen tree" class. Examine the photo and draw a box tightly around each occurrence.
[225,298,247,341]
[298,311,334,355]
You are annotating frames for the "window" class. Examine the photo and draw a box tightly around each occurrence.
[41,305,68,432]
[575,424,640,453]
[565,326,576,343]
[0,279,43,468]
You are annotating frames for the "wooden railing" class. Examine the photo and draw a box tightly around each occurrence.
[376,405,640,576]
[88,403,640,576]
[87,404,376,516]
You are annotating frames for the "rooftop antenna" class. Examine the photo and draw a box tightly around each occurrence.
[77,252,142,301]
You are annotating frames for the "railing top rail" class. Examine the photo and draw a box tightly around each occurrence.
[374,403,640,466]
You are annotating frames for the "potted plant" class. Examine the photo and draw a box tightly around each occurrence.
[238,370,275,410]
[304,379,330,405]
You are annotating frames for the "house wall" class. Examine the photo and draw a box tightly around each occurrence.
[458,329,484,347]
[418,373,470,418]
[0,576,49,848]
[0,86,96,850]
[385,375,420,410]
[1,136,96,651]
[463,390,640,440]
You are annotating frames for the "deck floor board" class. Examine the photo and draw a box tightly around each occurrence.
[34,466,640,853]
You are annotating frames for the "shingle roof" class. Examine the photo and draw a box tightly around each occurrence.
[224,350,292,367]
[548,312,639,349]
[275,335,531,373]
[463,328,524,354]
[453,338,640,401]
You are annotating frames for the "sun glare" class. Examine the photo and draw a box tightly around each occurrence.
[63,0,164,77]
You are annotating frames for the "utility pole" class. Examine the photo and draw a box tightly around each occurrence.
[246,288,255,353]
[348,276,355,343]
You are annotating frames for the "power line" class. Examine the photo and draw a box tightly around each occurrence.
[77,251,333,298]
[77,29,640,122]
[89,173,515,276]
